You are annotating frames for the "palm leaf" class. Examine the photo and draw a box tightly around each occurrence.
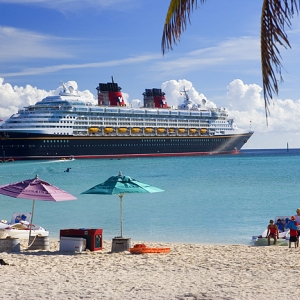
[162,0,206,54]
[162,0,300,123]
[261,0,299,121]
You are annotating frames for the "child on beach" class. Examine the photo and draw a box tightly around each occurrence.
[266,220,279,246]
[286,216,298,248]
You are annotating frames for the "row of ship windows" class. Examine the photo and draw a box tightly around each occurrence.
[24,114,212,121]
[5,139,225,149]
[29,120,212,125]
[77,114,211,119]
[10,120,231,127]
[39,142,214,148]
[44,140,69,143]
[42,138,222,143]
[18,116,212,124]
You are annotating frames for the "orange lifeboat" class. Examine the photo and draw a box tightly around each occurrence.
[157,128,165,133]
[189,128,197,134]
[118,127,127,133]
[144,128,153,133]
[168,128,175,133]
[129,244,170,254]
[104,127,114,133]
[200,128,207,134]
[88,127,99,134]
[131,127,140,133]
[178,128,186,133]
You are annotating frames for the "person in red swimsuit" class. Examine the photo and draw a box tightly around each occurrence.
[266,220,279,246]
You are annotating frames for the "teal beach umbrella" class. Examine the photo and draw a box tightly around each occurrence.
[82,171,164,237]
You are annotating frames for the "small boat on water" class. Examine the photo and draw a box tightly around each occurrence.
[61,155,75,161]
[0,212,49,239]
[129,243,170,254]
[252,216,290,246]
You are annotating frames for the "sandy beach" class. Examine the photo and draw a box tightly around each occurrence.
[0,239,298,299]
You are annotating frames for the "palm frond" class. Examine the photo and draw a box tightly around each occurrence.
[162,0,206,54]
[162,0,300,123]
[261,0,299,121]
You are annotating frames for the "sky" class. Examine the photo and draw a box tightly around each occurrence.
[0,1,300,149]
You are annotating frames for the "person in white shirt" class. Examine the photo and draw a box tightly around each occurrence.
[294,208,300,223]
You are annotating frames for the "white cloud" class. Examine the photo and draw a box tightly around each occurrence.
[0,78,95,119]
[225,79,300,140]
[0,26,71,62]
[226,79,263,111]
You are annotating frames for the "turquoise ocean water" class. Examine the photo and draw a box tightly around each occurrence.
[0,149,299,245]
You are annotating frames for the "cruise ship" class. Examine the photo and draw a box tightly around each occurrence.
[0,79,253,160]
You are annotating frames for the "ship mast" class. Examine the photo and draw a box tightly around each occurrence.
[180,87,189,101]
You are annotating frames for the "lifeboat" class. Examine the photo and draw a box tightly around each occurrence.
[118,127,127,133]
[189,129,197,134]
[144,128,153,133]
[168,128,175,133]
[88,127,99,134]
[131,128,140,133]
[200,128,207,134]
[178,128,186,133]
[129,244,170,254]
[104,127,114,134]
[157,128,165,133]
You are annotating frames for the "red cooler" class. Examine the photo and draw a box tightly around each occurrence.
[60,228,103,251]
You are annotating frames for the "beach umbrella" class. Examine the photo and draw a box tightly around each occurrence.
[0,174,77,239]
[82,171,164,237]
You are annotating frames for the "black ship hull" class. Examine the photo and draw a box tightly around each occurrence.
[0,132,253,160]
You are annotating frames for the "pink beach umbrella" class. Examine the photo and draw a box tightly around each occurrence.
[0,174,76,238]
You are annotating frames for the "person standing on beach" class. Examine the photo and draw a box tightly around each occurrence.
[288,216,298,248]
[266,220,279,246]
[294,208,300,244]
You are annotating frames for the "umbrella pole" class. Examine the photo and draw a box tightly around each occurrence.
[29,199,35,243]
[119,194,123,238]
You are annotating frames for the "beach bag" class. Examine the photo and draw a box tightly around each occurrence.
[286,220,298,230]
